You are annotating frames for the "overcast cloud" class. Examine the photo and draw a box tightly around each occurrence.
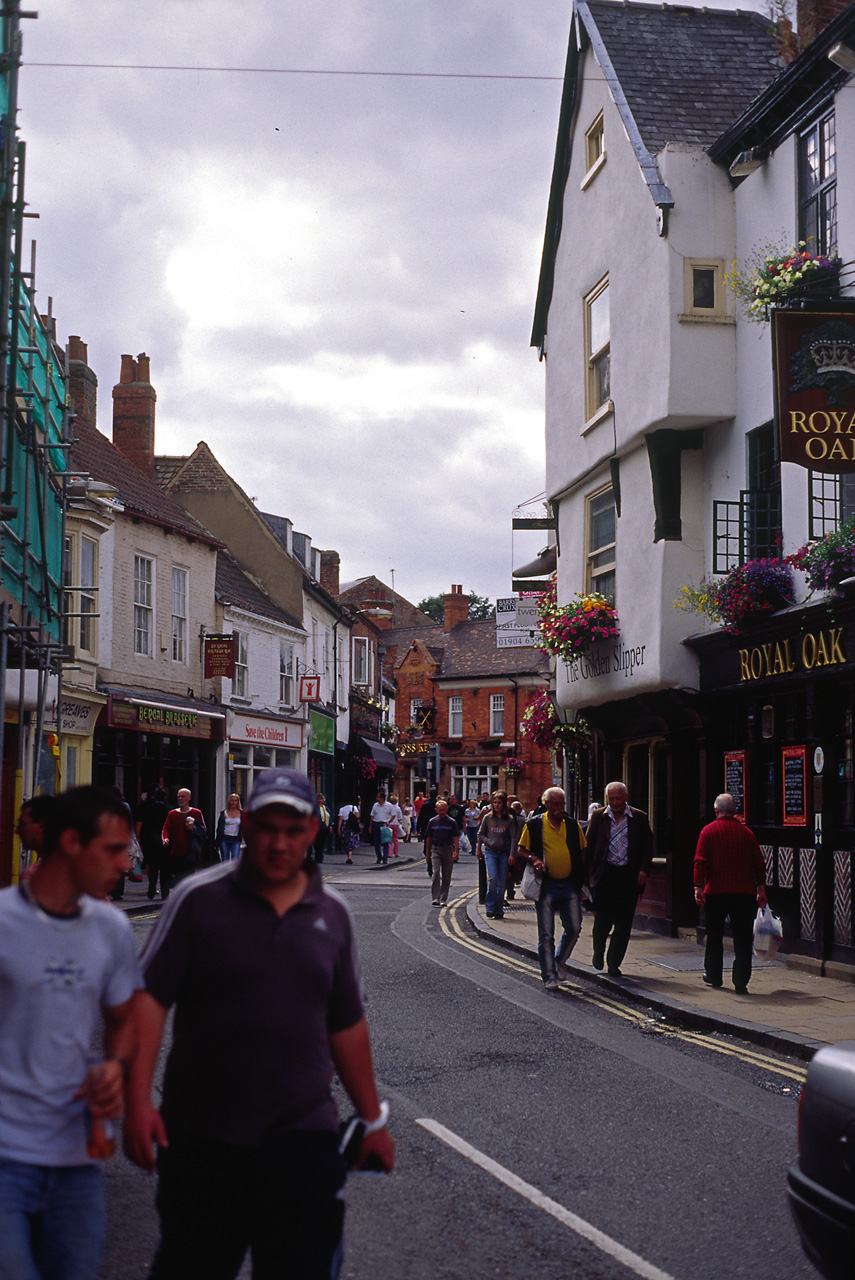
[18,1,568,605]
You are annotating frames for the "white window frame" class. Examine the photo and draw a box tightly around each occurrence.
[280,641,294,705]
[585,484,616,600]
[352,636,369,686]
[134,554,154,657]
[449,694,463,738]
[490,693,505,738]
[233,629,249,697]
[410,697,423,725]
[171,567,187,664]
[584,274,611,426]
[77,536,97,655]
[581,110,606,189]
[63,534,99,657]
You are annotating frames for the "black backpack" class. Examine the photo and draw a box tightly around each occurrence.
[347,808,361,833]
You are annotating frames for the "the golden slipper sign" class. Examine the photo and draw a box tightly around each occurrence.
[773,306,855,470]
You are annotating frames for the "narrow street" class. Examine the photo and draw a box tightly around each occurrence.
[103,858,813,1280]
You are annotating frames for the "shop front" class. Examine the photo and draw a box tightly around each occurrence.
[48,692,105,791]
[228,711,304,805]
[688,601,855,965]
[94,691,226,827]
[308,709,336,813]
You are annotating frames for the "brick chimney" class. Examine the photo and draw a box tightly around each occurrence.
[443,584,469,632]
[319,550,340,598]
[112,353,157,476]
[797,0,850,39]
[67,336,98,433]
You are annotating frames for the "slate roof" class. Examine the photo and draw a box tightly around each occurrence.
[587,1,782,153]
[434,621,549,681]
[260,512,291,550]
[215,549,303,631]
[152,455,187,488]
[70,422,220,546]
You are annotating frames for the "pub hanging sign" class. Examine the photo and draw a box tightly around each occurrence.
[773,307,855,473]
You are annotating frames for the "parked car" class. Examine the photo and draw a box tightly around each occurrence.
[788,1041,855,1279]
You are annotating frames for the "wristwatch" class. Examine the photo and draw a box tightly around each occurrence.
[362,1100,390,1135]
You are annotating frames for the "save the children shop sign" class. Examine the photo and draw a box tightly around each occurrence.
[773,307,855,472]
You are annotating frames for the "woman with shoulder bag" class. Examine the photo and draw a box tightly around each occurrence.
[477,791,514,920]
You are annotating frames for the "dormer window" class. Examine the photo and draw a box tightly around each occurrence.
[581,111,606,189]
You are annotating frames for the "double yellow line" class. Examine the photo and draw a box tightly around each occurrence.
[438,891,806,1084]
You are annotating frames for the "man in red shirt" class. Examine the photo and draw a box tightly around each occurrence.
[694,793,768,994]
[161,788,207,896]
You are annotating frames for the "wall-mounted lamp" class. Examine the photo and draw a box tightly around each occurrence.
[729,147,768,178]
[828,41,855,71]
[548,690,578,726]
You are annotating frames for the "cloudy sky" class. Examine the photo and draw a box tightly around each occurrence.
[19,1,569,606]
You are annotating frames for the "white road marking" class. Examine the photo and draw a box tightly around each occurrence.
[416,1118,676,1280]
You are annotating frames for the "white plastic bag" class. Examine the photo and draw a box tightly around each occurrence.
[521,862,542,901]
[753,905,783,961]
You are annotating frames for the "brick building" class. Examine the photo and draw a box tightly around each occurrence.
[393,586,553,808]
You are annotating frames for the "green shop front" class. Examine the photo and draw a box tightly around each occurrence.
[308,708,336,808]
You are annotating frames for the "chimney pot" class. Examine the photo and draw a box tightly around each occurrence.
[67,335,88,363]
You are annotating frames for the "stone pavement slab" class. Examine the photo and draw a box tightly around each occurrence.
[468,897,855,1060]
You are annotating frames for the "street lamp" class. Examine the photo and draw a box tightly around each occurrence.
[547,689,578,799]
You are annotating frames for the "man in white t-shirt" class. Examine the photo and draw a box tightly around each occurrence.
[0,786,142,1280]
[368,790,395,865]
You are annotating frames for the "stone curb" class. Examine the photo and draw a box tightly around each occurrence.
[466,899,824,1063]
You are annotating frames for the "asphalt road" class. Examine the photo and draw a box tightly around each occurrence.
[101,857,815,1280]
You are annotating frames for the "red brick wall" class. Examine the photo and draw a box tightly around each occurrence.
[112,353,157,477]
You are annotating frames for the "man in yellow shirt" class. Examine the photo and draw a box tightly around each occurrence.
[517,788,587,990]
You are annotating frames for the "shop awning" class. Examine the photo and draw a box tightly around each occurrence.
[358,736,396,769]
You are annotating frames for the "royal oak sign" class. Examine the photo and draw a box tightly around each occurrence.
[773,307,855,473]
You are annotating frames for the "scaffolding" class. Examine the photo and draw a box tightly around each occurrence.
[0,2,69,882]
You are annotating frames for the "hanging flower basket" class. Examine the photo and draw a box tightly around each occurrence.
[788,516,855,593]
[354,757,377,780]
[520,689,591,755]
[537,573,619,663]
[726,241,841,323]
[503,756,524,777]
[675,558,794,634]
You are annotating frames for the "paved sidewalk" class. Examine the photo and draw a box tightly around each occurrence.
[114,840,417,915]
[469,896,855,1060]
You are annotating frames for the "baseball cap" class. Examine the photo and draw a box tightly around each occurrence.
[246,768,318,817]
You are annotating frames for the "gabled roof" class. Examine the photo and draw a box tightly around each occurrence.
[588,1,780,154]
[434,621,550,681]
[71,421,220,547]
[215,549,304,631]
[532,0,781,348]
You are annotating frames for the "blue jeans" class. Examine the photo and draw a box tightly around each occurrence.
[484,850,509,916]
[220,836,241,861]
[0,1160,105,1280]
[535,876,582,982]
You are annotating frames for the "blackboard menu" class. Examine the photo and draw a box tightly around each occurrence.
[724,750,747,821]
[782,745,807,827]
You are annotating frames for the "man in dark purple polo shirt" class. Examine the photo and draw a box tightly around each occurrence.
[124,768,394,1279]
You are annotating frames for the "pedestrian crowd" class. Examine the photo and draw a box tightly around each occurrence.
[1,767,767,1280]
[1,771,393,1280]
